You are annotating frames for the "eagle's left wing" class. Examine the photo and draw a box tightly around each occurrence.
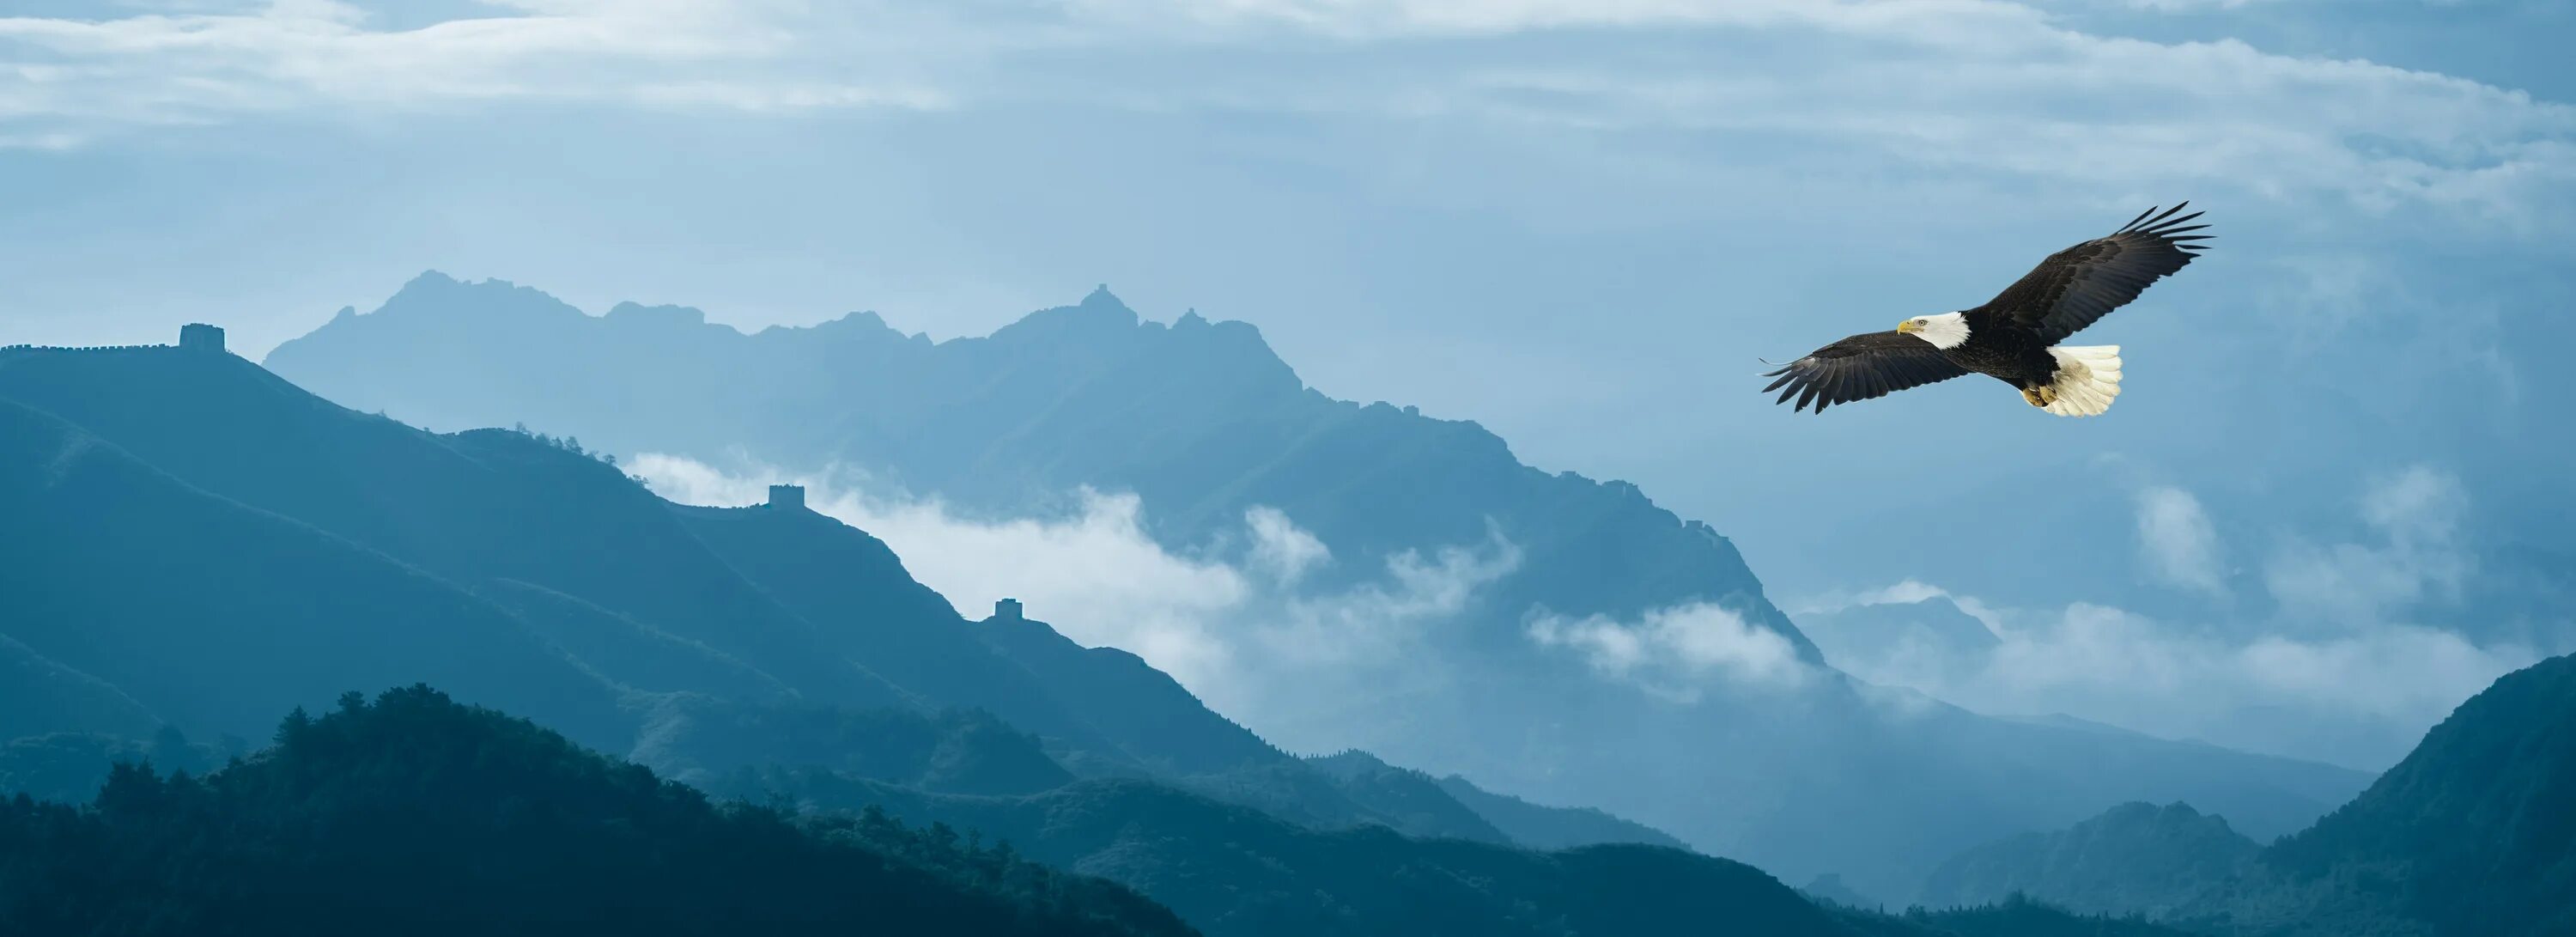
[1761,331,1970,413]
[1979,204,2212,343]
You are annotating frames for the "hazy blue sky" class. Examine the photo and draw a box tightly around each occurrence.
[6,0,2570,767]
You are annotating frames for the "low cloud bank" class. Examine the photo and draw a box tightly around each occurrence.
[1527,603,1814,702]
[1801,466,2547,770]
[631,452,1518,751]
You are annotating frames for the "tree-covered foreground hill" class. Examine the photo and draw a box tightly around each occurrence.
[1896,652,2576,937]
[0,686,1192,937]
[2236,650,2576,936]
[0,685,2194,937]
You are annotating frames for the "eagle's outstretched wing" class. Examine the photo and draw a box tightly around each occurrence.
[1979,204,2211,343]
[1760,331,1970,413]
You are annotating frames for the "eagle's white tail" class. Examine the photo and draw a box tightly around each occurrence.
[2041,345,2123,417]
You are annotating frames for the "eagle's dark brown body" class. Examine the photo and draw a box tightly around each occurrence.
[1940,314,2058,391]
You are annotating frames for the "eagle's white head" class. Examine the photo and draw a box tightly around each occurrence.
[1897,312,1971,350]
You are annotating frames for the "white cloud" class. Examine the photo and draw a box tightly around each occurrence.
[2360,464,2468,540]
[2011,602,2522,728]
[4,0,2569,222]
[627,452,1517,751]
[2098,0,2470,9]
[0,0,948,143]
[1812,466,2529,769]
[1060,0,2057,39]
[1527,601,1815,701]
[1860,580,1951,605]
[2265,465,2469,624]
[1064,0,2576,218]
[2136,484,2227,596]
[2255,253,2526,406]
[634,451,1247,683]
[1259,525,1521,668]
[1818,591,2535,767]
[2109,0,2270,9]
[1245,504,1330,585]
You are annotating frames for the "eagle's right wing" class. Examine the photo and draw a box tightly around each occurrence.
[1980,204,2211,343]
[1761,331,1971,413]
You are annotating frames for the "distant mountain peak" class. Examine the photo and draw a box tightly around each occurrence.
[1082,283,1127,310]
[963,290,1309,400]
[967,289,1164,355]
[605,301,710,329]
[368,270,584,326]
[825,309,893,332]
[388,268,521,301]
[1797,593,2000,668]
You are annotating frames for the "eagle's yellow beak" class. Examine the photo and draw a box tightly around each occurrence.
[1896,319,1919,334]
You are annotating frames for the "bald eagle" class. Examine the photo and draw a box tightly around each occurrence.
[1761,204,2210,417]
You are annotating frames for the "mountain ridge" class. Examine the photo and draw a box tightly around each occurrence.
[255,275,2373,898]
[0,338,1681,860]
[266,271,1814,654]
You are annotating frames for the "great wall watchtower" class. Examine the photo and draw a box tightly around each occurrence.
[766,484,806,510]
[994,598,1024,622]
[179,323,226,354]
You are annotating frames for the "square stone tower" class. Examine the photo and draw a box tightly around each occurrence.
[179,323,226,354]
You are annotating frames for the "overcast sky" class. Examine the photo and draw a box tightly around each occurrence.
[6,0,2569,768]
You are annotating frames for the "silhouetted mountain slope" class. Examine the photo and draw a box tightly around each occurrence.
[732,768,1856,937]
[1309,747,1692,850]
[0,392,631,746]
[1833,896,2196,937]
[4,687,2174,937]
[970,608,1292,777]
[737,760,2198,937]
[0,345,912,714]
[671,503,1285,776]
[0,727,228,806]
[0,686,1195,937]
[267,274,1817,656]
[259,276,2372,897]
[1800,595,2000,673]
[1906,654,2576,937]
[618,697,1568,851]
[0,636,160,741]
[1159,757,1504,846]
[1802,873,1881,910]
[0,344,1503,849]
[1918,801,2259,917]
[1425,771,1689,851]
[480,578,798,702]
[2245,652,2576,936]
[1302,751,1513,845]
[0,346,1239,765]
[631,696,1074,797]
